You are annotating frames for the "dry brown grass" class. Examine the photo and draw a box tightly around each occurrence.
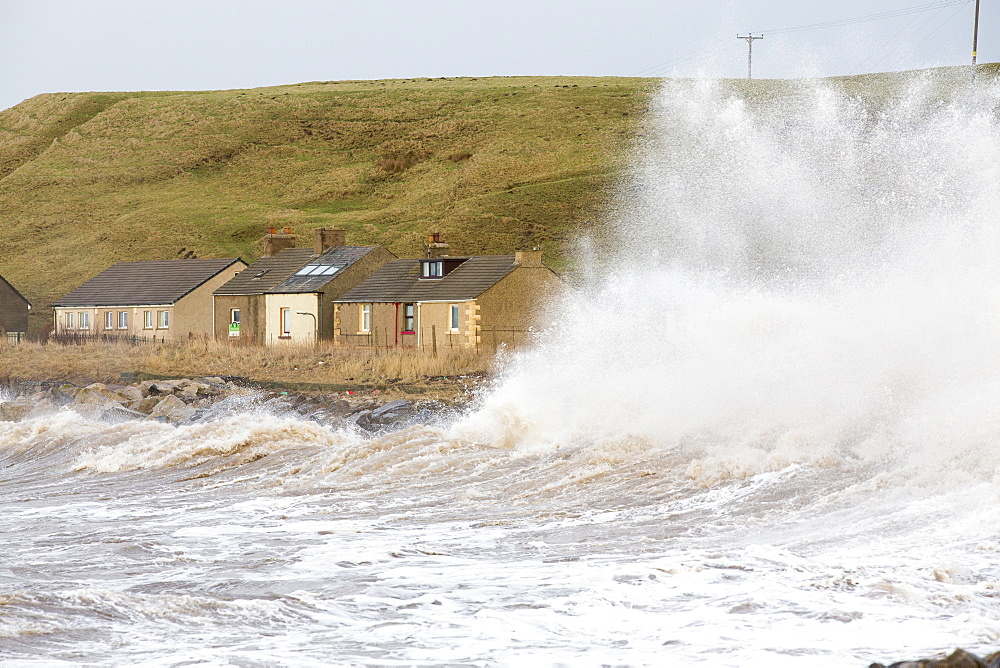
[375,150,431,174]
[1,339,495,398]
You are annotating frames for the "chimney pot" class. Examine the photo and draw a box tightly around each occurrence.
[262,227,297,257]
[424,231,449,258]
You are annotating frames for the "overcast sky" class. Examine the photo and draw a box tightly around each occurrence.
[1,0,995,111]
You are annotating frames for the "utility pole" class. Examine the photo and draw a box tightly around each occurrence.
[972,0,981,65]
[737,34,763,80]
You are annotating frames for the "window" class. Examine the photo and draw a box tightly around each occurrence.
[402,303,415,332]
[229,309,241,337]
[421,260,443,278]
[280,307,291,337]
[66,312,74,329]
[105,311,114,330]
[79,312,90,330]
[450,304,460,331]
[144,311,154,329]
[360,304,371,333]
[118,311,128,329]
[157,310,169,329]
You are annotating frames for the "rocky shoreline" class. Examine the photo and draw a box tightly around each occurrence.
[870,649,1000,667]
[0,376,469,433]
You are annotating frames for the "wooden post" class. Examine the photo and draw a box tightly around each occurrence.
[431,324,437,357]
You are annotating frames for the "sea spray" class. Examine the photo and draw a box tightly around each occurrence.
[455,72,1000,486]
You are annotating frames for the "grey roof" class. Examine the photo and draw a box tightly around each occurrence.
[213,248,315,295]
[0,274,30,307]
[53,258,244,307]
[270,246,379,294]
[334,256,518,303]
[214,246,379,296]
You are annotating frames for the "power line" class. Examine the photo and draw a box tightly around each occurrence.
[912,2,971,49]
[862,3,960,71]
[751,0,971,36]
[633,38,730,77]
[632,0,975,78]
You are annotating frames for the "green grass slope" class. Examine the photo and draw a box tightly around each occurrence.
[3,65,996,335]
[0,76,656,332]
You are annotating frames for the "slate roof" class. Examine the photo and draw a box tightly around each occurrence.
[52,258,243,307]
[270,246,379,294]
[212,248,314,295]
[334,256,518,303]
[0,274,30,307]
[214,246,380,296]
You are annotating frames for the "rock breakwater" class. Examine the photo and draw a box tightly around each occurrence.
[870,649,1000,667]
[0,377,459,433]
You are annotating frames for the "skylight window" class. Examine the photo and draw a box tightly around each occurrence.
[295,264,341,276]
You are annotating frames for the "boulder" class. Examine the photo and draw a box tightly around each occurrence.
[74,386,128,406]
[148,394,194,421]
[0,399,33,421]
[54,384,80,402]
[100,404,147,423]
[179,381,213,399]
[872,649,1000,668]
[119,386,145,402]
[131,396,161,415]
[368,399,415,426]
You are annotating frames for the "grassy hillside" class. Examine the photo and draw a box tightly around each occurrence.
[0,76,657,333]
[4,65,996,335]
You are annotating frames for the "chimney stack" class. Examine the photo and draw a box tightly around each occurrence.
[424,231,449,258]
[515,249,544,267]
[314,228,347,254]
[262,227,297,257]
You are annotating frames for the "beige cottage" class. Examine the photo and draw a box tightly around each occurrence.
[332,250,562,349]
[213,228,395,345]
[52,258,246,341]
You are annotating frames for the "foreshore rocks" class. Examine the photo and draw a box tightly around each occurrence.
[870,649,1000,668]
[0,377,457,433]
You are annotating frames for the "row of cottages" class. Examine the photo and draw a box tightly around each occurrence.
[0,274,31,340]
[46,227,560,348]
[212,228,395,344]
[52,258,246,340]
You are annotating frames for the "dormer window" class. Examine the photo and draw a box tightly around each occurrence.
[422,260,444,278]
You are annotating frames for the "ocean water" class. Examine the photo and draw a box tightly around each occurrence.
[4,71,1000,666]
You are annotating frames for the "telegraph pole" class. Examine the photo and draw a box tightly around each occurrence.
[972,0,981,65]
[737,34,764,79]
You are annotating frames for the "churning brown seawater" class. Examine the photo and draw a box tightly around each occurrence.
[6,72,1000,666]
